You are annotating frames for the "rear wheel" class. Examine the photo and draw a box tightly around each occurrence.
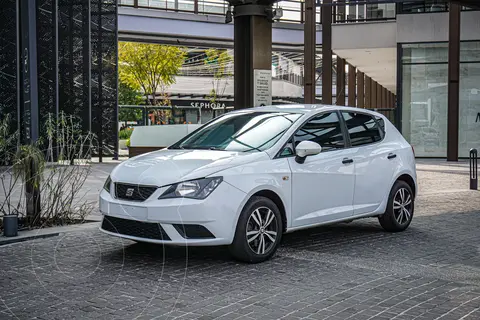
[229,196,283,263]
[379,180,414,232]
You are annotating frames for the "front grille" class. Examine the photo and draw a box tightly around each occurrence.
[172,224,215,239]
[115,183,157,201]
[102,216,171,240]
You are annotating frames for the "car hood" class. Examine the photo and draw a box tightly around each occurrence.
[111,149,269,187]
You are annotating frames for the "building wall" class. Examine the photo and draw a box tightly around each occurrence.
[397,11,480,43]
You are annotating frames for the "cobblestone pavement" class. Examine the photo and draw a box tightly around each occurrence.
[1,160,479,320]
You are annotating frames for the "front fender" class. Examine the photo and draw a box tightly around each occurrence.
[218,158,292,232]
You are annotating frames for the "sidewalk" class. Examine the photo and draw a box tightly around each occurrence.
[0,222,99,246]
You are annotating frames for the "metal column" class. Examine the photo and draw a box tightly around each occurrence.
[447,2,461,161]
[348,64,356,107]
[382,87,387,108]
[321,0,332,104]
[371,80,377,108]
[357,71,364,108]
[376,83,382,108]
[20,0,39,144]
[232,3,274,109]
[304,0,315,104]
[365,76,371,108]
[336,57,345,106]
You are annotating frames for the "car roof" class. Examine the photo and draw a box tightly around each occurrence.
[229,104,381,116]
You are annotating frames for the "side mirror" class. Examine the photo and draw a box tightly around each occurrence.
[295,141,322,164]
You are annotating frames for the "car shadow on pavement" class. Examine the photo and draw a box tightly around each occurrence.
[99,211,480,269]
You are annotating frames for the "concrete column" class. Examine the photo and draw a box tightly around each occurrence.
[322,0,333,104]
[357,71,365,108]
[336,57,345,106]
[231,2,275,109]
[365,76,371,108]
[447,2,461,161]
[304,0,315,104]
[348,64,356,107]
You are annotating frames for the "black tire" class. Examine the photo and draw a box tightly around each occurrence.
[379,180,414,232]
[229,196,283,263]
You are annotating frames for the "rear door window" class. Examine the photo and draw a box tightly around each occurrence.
[341,112,383,147]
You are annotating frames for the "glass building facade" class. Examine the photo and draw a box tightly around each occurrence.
[400,41,480,157]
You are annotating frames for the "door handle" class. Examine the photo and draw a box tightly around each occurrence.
[387,153,397,160]
[342,158,354,164]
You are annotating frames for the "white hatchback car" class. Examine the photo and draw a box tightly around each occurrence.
[100,105,417,263]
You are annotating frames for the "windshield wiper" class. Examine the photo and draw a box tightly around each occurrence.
[177,145,223,151]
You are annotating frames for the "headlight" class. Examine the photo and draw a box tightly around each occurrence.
[103,175,112,193]
[159,177,222,200]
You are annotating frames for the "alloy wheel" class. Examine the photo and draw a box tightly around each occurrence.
[393,188,412,225]
[246,206,278,255]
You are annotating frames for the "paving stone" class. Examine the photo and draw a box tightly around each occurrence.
[1,160,480,319]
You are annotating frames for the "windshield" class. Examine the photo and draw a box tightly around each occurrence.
[170,111,302,152]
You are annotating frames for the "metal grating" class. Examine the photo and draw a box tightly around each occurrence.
[58,0,91,133]
[0,0,119,162]
[90,0,119,159]
[102,215,171,241]
[36,0,57,152]
[0,0,18,138]
[115,183,157,201]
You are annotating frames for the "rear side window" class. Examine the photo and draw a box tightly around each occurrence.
[293,112,345,152]
[341,112,383,147]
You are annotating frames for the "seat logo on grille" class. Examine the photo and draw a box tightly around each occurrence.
[125,188,134,197]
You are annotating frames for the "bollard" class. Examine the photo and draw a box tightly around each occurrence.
[470,148,478,190]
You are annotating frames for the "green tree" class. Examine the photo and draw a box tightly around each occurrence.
[119,42,186,106]
[119,81,143,106]
[118,81,143,125]
[204,49,233,103]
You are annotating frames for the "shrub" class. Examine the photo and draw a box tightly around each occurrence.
[0,112,95,229]
[119,128,133,140]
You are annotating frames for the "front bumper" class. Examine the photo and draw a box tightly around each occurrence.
[98,181,246,246]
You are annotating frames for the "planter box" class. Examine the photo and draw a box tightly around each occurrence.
[119,139,128,150]
[128,124,201,157]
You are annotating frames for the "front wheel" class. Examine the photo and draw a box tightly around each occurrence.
[379,180,414,232]
[229,196,283,263]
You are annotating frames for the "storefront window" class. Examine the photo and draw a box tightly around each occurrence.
[401,41,480,157]
[402,63,448,157]
[459,63,480,157]
[402,43,448,64]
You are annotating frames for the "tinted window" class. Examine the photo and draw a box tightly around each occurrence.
[342,112,382,147]
[171,111,301,152]
[293,112,345,152]
[376,116,385,135]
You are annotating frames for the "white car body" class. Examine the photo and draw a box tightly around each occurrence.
[99,105,417,249]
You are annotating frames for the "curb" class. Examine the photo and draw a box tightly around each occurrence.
[0,232,61,246]
[0,221,101,246]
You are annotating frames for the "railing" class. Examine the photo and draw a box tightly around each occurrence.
[119,1,478,25]
[119,0,228,15]
[118,0,395,24]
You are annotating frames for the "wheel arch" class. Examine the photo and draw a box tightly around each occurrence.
[250,189,288,233]
[396,173,417,199]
